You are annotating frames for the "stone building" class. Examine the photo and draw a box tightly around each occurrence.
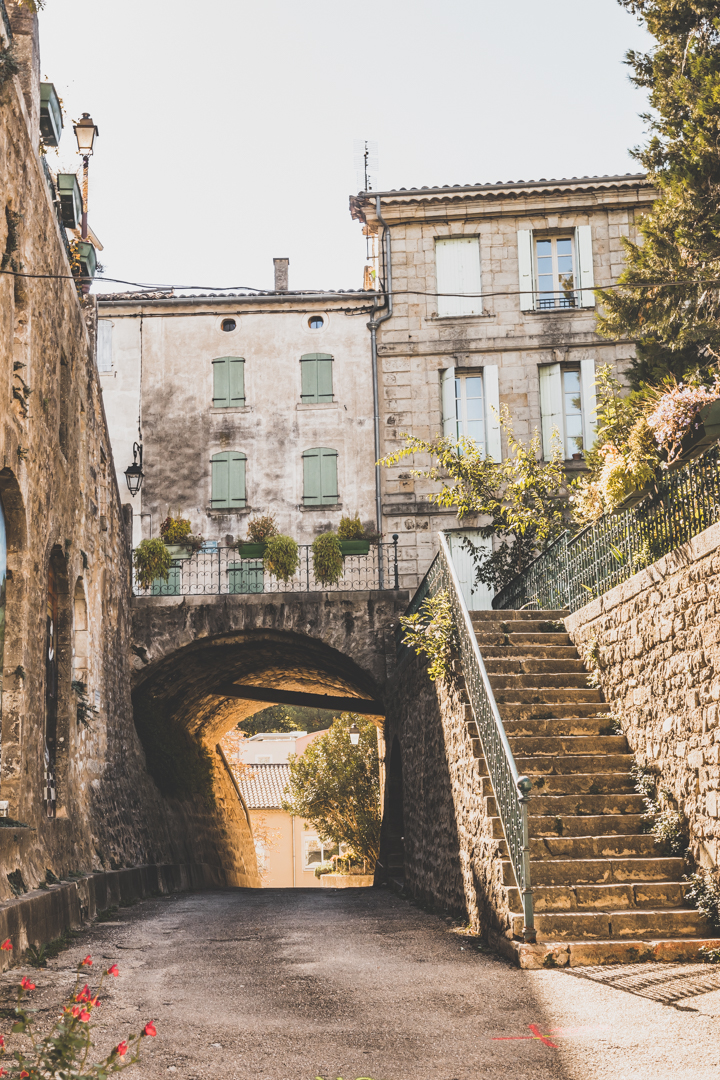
[349,175,655,593]
[0,0,258,899]
[97,270,379,553]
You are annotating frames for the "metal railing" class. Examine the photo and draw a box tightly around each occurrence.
[399,533,536,942]
[132,539,400,596]
[493,444,720,612]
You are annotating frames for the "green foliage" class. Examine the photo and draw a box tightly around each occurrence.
[686,868,720,928]
[132,539,172,591]
[264,534,299,582]
[281,714,381,865]
[312,532,344,586]
[133,694,215,805]
[400,590,454,682]
[246,514,278,543]
[598,2,720,386]
[159,515,192,544]
[237,705,333,737]
[381,406,566,592]
[632,764,687,854]
[0,46,20,90]
[338,514,364,540]
[699,944,720,963]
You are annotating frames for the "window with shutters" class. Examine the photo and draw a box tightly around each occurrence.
[210,451,247,508]
[451,374,486,447]
[300,354,334,403]
[517,226,595,311]
[435,238,482,317]
[535,237,577,309]
[302,447,339,506]
[441,366,502,459]
[539,359,597,461]
[212,357,245,408]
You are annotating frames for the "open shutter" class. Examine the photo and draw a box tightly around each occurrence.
[211,453,229,506]
[441,366,457,438]
[435,238,482,317]
[539,364,565,460]
[580,356,597,453]
[301,358,317,402]
[97,321,113,372]
[303,448,321,505]
[229,358,245,405]
[483,364,501,460]
[517,229,534,310]
[575,225,595,308]
[320,448,338,504]
[213,359,230,407]
[228,452,246,506]
[316,356,334,402]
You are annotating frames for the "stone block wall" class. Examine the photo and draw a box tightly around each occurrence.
[566,521,720,870]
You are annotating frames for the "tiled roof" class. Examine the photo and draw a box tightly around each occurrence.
[236,763,290,810]
[357,173,648,197]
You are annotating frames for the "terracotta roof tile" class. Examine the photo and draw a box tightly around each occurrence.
[236,763,290,810]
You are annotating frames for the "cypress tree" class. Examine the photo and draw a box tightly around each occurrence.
[597,2,720,388]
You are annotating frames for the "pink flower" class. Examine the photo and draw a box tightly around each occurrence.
[0,940,11,952]
[142,1021,157,1037]
[107,964,119,977]
[116,1041,128,1057]
[81,955,92,967]
[20,977,35,991]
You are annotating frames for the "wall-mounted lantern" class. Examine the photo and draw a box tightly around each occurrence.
[56,173,82,229]
[349,723,360,746]
[73,112,98,156]
[124,442,144,496]
[40,83,63,147]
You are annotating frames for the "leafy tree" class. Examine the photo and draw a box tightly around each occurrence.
[281,714,381,865]
[598,1,720,386]
[237,705,333,737]
[381,407,566,591]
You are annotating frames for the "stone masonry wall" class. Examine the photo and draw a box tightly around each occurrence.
[566,521,720,871]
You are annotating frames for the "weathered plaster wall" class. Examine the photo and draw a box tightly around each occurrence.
[566,521,720,871]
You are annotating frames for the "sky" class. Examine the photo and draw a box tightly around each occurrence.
[38,0,653,294]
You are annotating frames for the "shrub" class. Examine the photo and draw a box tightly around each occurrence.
[646,377,720,464]
[132,539,172,591]
[338,514,364,540]
[312,532,344,586]
[400,590,454,682]
[0,45,20,90]
[264,534,299,582]
[686,869,720,929]
[246,514,278,543]
[159,515,192,544]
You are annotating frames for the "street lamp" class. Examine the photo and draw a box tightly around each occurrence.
[72,113,98,242]
[349,723,360,746]
[124,442,144,496]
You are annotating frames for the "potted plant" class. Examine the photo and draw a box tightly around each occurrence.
[337,513,370,556]
[264,534,299,583]
[237,514,278,558]
[646,379,720,469]
[133,538,173,591]
[312,532,344,586]
[159,515,203,559]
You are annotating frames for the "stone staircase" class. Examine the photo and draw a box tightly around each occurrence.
[472,609,719,968]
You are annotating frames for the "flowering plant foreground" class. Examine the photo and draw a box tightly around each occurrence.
[0,939,156,1078]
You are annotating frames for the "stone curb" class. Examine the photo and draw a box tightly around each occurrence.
[0,863,224,971]
[488,929,720,969]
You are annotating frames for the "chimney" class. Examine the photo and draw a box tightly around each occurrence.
[273,258,289,292]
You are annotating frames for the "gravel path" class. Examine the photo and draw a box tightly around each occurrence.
[0,887,719,1079]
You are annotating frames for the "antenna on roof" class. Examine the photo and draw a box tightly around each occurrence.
[353,139,379,193]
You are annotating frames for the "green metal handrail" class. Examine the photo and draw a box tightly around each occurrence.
[493,443,720,612]
[401,533,536,942]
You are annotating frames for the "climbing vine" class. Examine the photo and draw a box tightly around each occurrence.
[400,590,454,682]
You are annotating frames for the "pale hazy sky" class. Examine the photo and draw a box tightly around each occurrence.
[38,0,652,294]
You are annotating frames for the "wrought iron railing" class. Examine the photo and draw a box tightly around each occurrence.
[399,533,535,942]
[132,540,400,596]
[493,444,720,612]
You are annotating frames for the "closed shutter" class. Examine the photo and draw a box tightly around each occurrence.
[538,364,565,460]
[97,321,113,372]
[441,366,457,438]
[575,226,595,308]
[435,238,482,317]
[483,365,501,460]
[580,356,597,452]
[229,358,245,405]
[303,447,338,505]
[517,229,534,310]
[301,354,334,403]
[211,451,246,507]
[213,357,245,407]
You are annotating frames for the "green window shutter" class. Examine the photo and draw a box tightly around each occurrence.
[319,447,338,503]
[303,447,322,505]
[211,451,246,507]
[211,453,230,506]
[300,354,333,404]
[228,452,246,506]
[212,357,245,408]
[303,447,338,505]
[317,359,333,402]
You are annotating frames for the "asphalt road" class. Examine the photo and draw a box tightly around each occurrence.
[1,887,719,1080]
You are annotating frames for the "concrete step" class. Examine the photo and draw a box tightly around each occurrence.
[493,687,604,703]
[484,658,587,674]
[529,834,660,860]
[508,734,628,756]
[532,908,711,942]
[487,791,645,818]
[481,772,634,799]
[472,610,569,623]
[506,881,690,913]
[481,645,580,659]
[499,703,611,720]
[475,620,569,636]
[493,933,720,969]
[527,814,646,837]
[516,856,686,887]
[489,672,594,690]
[511,754,634,777]
[504,716,619,736]
[476,632,574,647]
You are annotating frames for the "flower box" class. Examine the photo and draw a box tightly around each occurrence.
[57,173,82,229]
[76,241,96,281]
[40,83,63,147]
[674,399,720,466]
[319,873,374,888]
[163,544,193,561]
[236,542,267,558]
[611,482,655,514]
[339,539,370,556]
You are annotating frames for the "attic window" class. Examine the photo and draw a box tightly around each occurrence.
[308,316,324,330]
[221,319,237,332]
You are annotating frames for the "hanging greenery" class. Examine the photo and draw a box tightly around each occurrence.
[264,534,299,582]
[132,539,172,591]
[399,590,454,682]
[312,532,344,586]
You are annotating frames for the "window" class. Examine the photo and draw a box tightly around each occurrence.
[221,318,236,332]
[435,237,482,317]
[300,354,333,403]
[302,447,338,506]
[517,226,595,311]
[303,836,339,870]
[538,359,597,460]
[440,365,501,459]
[211,451,247,508]
[308,315,324,330]
[97,321,113,372]
[212,357,245,408]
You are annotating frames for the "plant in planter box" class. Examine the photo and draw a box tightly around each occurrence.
[337,513,370,555]
[159,515,203,556]
[312,532,344,586]
[237,514,279,557]
[133,539,172,590]
[263,534,299,583]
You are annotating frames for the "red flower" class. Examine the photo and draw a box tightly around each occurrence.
[0,940,11,952]
[76,984,90,1002]
[107,964,119,977]
[116,1041,128,1057]
[71,1006,81,1018]
[81,955,92,967]
[0,1068,7,1076]
[20,977,35,991]
[142,1021,157,1037]
[20,1073,29,1078]
[0,1034,4,1047]
[79,1010,91,1023]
